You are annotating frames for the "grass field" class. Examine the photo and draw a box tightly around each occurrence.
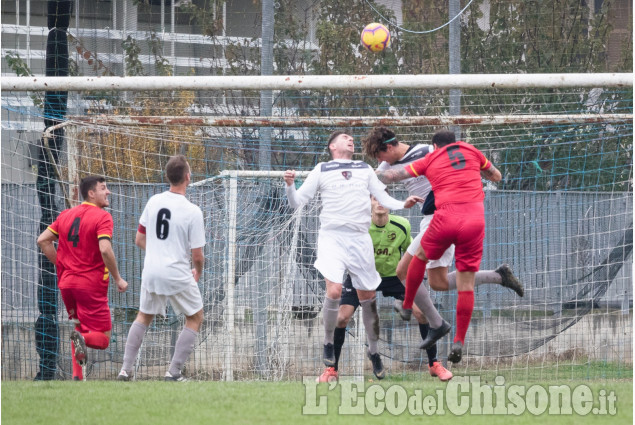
[2,377,632,425]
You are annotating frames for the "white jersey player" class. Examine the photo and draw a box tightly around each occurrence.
[118,155,205,382]
[283,131,423,380]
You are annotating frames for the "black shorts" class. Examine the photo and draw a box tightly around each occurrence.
[340,275,405,308]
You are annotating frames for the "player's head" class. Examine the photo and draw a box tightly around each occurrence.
[165,155,191,186]
[327,131,354,159]
[370,195,388,216]
[80,175,109,207]
[362,127,400,164]
[432,130,456,148]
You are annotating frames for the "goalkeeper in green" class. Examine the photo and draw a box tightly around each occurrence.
[317,196,452,383]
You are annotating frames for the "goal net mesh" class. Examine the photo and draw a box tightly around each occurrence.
[1,85,632,381]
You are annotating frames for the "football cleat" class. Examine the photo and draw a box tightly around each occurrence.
[448,341,463,364]
[419,320,451,350]
[164,371,187,382]
[323,343,336,367]
[70,330,87,366]
[495,264,524,297]
[367,351,386,380]
[117,370,131,381]
[393,300,412,321]
[428,361,453,381]
[316,367,338,383]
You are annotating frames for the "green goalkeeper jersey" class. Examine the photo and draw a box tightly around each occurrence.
[369,214,412,278]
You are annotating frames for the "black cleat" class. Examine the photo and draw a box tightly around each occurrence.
[323,343,335,367]
[448,341,463,364]
[495,264,524,297]
[393,300,412,321]
[367,351,386,380]
[419,320,451,350]
[70,330,87,366]
[117,370,131,381]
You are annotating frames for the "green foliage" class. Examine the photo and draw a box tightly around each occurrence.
[4,51,43,108]
[122,36,146,77]
[67,33,115,76]
[4,51,33,77]
[148,33,173,76]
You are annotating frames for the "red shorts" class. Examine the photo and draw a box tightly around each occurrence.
[421,202,485,272]
[60,287,112,332]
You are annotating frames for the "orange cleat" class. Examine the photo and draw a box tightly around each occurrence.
[316,367,339,383]
[428,361,453,381]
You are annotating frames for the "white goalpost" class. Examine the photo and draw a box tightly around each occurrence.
[1,73,632,381]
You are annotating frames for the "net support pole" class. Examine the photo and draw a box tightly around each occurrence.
[449,0,461,139]
[4,73,632,92]
[255,0,274,377]
[66,124,79,205]
[223,172,238,381]
[352,309,364,378]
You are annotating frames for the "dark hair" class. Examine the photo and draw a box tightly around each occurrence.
[80,176,106,200]
[431,130,456,148]
[361,126,397,159]
[165,155,190,185]
[326,130,348,158]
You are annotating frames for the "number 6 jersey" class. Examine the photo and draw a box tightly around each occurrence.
[139,191,205,295]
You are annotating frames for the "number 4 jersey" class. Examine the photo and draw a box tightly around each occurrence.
[139,191,205,295]
[48,202,113,289]
[406,141,492,209]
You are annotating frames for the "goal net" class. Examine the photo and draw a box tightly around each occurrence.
[1,74,632,381]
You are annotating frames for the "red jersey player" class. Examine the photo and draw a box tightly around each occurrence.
[37,176,128,380]
[377,130,501,364]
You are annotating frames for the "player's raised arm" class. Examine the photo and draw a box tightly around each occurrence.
[369,171,423,209]
[376,166,411,184]
[284,166,320,209]
[481,163,502,182]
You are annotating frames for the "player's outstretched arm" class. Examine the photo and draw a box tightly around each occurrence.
[37,229,58,265]
[481,164,502,182]
[376,167,411,184]
[403,195,424,209]
[284,167,319,209]
[283,169,296,186]
[99,239,128,292]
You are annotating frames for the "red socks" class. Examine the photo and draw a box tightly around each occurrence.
[71,331,109,380]
[454,291,475,344]
[83,331,110,350]
[71,341,83,380]
[403,256,427,309]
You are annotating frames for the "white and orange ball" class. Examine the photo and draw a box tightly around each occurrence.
[360,23,390,52]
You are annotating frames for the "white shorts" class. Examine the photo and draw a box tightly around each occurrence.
[139,282,203,317]
[314,229,381,291]
[407,215,455,269]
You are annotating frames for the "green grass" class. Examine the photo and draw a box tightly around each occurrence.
[2,378,632,425]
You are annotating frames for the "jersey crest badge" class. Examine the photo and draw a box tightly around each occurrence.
[342,171,352,180]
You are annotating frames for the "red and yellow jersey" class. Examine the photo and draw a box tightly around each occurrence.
[47,202,113,289]
[406,141,491,209]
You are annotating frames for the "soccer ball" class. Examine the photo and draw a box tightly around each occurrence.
[360,23,390,52]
